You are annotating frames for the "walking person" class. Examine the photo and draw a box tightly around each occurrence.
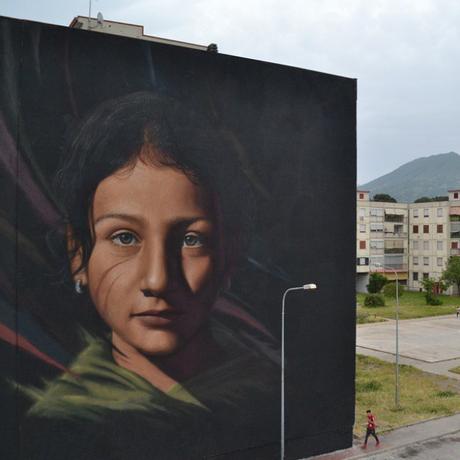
[362,409,380,448]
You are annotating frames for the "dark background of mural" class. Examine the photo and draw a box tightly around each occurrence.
[0,16,356,459]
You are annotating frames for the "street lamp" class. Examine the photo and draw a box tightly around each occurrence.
[372,262,400,408]
[281,283,317,460]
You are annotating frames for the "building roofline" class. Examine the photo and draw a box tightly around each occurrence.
[69,16,208,51]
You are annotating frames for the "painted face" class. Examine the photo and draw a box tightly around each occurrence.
[78,157,221,356]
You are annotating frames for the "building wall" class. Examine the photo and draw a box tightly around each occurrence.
[0,16,357,460]
[408,201,450,291]
[357,191,460,294]
[356,192,409,291]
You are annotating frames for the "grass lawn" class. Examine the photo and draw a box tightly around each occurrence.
[356,291,460,322]
[355,355,460,437]
[450,366,460,375]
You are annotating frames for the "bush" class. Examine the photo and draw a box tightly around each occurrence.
[364,294,385,307]
[425,294,443,305]
[383,282,405,298]
[367,273,388,293]
[421,277,445,305]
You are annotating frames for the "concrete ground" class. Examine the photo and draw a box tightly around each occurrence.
[357,314,460,380]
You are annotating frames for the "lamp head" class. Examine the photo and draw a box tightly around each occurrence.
[303,283,317,290]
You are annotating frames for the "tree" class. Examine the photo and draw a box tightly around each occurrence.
[420,277,446,305]
[414,196,448,203]
[442,256,460,294]
[372,193,397,203]
[367,272,388,293]
[414,196,432,203]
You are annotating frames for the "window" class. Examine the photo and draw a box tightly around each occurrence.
[452,241,458,249]
[370,256,384,267]
[437,240,443,251]
[413,240,419,250]
[437,224,443,233]
[359,224,366,233]
[370,240,384,249]
[413,272,418,281]
[423,225,429,233]
[370,223,384,232]
[413,208,419,218]
[370,208,384,217]
[423,273,429,280]
[413,256,419,265]
[359,240,366,250]
[359,193,364,199]
[454,192,459,199]
[423,257,429,266]
[413,225,419,234]
[437,257,443,267]
[423,240,429,250]
[437,208,443,217]
[358,208,365,217]
[423,208,429,217]
[356,257,369,266]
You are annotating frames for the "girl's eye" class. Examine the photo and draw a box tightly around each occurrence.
[111,232,139,247]
[183,232,204,248]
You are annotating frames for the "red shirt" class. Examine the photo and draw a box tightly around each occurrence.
[367,414,376,429]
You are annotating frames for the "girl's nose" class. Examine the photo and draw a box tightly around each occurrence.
[139,242,169,296]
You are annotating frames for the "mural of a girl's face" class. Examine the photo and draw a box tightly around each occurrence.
[74,149,222,356]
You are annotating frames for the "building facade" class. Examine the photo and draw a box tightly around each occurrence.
[356,189,460,293]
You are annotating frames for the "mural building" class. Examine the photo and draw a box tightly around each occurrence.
[0,16,356,459]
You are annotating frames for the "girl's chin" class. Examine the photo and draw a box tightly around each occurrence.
[130,330,183,357]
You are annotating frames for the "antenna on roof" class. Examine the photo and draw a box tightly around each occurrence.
[88,0,92,29]
[97,12,104,26]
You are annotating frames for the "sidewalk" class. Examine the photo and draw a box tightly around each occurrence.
[305,408,460,459]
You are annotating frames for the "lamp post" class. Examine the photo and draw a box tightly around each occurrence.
[281,283,317,460]
[373,262,400,408]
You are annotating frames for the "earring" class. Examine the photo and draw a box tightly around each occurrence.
[75,279,85,294]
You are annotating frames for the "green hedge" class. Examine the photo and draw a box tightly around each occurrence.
[383,282,405,298]
[364,294,385,307]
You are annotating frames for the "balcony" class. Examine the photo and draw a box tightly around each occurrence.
[379,264,408,271]
[451,248,460,256]
[384,231,407,238]
[384,214,405,223]
[384,248,405,254]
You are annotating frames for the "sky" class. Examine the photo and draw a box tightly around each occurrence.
[2,0,460,184]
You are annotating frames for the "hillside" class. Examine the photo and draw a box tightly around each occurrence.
[359,152,460,202]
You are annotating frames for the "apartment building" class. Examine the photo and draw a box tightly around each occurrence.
[356,188,460,293]
[356,191,409,292]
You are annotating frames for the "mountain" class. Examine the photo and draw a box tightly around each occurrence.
[359,152,460,202]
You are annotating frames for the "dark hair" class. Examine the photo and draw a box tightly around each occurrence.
[55,91,253,277]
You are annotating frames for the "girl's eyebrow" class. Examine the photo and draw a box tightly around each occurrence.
[94,213,212,227]
[94,213,143,226]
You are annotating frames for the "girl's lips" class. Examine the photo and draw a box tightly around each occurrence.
[131,309,184,326]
